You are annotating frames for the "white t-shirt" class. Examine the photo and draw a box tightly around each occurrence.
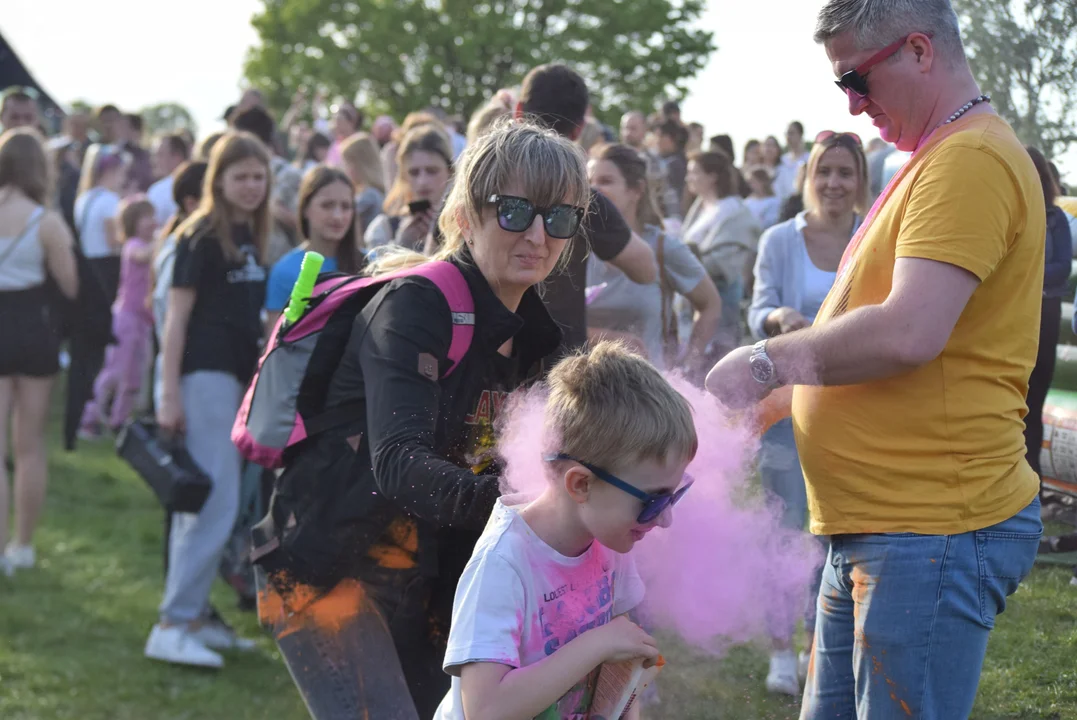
[74,188,121,258]
[147,176,176,227]
[744,196,782,231]
[434,496,645,720]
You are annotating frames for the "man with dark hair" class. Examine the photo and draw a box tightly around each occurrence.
[513,63,657,353]
[1,88,39,131]
[661,100,682,124]
[657,119,689,202]
[96,104,123,145]
[233,106,302,265]
[123,112,154,192]
[147,133,192,225]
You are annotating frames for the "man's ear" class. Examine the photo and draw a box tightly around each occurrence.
[909,32,934,73]
[563,466,592,504]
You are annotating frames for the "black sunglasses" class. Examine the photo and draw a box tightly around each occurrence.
[834,35,912,99]
[488,194,585,240]
[546,453,693,525]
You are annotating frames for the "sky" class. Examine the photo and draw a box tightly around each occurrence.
[4,0,1074,181]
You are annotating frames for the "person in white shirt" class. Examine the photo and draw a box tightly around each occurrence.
[147,133,191,227]
[783,121,810,169]
[435,342,697,720]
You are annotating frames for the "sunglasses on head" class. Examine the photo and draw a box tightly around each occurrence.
[815,131,863,147]
[546,453,693,525]
[488,194,585,240]
[834,34,926,99]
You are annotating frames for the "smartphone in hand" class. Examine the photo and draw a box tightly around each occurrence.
[408,199,432,215]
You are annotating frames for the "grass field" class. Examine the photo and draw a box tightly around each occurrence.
[1,403,1075,720]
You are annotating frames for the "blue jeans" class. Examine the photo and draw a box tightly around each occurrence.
[801,497,1042,720]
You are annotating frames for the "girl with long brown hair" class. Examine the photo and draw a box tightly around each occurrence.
[0,128,78,575]
[265,165,364,327]
[148,131,270,669]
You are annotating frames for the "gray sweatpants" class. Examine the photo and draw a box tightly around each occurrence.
[159,371,242,625]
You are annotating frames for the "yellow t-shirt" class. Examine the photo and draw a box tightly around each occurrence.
[1057,196,1077,217]
[792,115,1045,535]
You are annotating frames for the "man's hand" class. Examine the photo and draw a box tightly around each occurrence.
[705,345,775,409]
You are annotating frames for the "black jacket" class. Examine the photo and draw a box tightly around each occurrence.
[255,251,562,590]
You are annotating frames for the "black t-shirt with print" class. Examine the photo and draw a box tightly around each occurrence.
[171,224,267,383]
[542,189,632,353]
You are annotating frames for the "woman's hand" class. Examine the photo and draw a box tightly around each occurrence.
[156,393,185,436]
[397,209,435,251]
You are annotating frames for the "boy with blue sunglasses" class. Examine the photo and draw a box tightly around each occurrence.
[434,341,696,719]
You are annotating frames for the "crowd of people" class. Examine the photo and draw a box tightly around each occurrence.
[0,0,1074,717]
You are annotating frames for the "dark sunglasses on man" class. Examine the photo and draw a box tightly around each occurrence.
[488,194,585,240]
[545,453,694,525]
[834,33,931,99]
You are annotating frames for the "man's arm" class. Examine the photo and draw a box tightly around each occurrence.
[768,257,980,386]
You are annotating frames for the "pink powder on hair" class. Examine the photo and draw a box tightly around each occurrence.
[496,375,824,652]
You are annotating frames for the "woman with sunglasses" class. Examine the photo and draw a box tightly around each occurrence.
[747,130,869,697]
[253,120,586,719]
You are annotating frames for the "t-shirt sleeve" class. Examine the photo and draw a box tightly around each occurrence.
[662,236,708,295]
[265,253,299,311]
[443,549,528,675]
[586,190,632,262]
[171,236,210,289]
[895,145,1021,281]
[611,551,645,617]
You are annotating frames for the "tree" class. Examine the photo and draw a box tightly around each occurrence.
[954,0,1077,160]
[244,0,715,125]
[139,102,198,138]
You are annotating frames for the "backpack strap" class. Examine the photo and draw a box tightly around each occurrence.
[407,261,475,377]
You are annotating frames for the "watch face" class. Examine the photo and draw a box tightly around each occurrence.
[750,355,774,384]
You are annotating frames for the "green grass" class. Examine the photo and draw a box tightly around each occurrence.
[1,402,1075,719]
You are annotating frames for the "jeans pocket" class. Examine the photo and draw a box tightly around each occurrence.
[975,528,1041,628]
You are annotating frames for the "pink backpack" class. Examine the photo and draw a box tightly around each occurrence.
[232,261,475,468]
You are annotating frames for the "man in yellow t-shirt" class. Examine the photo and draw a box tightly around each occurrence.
[705,2,1044,718]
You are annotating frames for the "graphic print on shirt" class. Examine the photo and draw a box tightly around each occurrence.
[533,564,619,719]
[463,388,510,474]
[226,245,268,284]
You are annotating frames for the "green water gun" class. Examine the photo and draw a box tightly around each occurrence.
[282,251,325,326]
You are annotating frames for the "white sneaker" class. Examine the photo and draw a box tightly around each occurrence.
[191,620,257,651]
[5,544,35,569]
[144,624,224,668]
[798,650,811,684]
[766,650,801,696]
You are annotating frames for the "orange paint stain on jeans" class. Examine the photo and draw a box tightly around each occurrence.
[900,699,912,716]
[850,566,874,649]
[367,517,419,570]
[259,575,367,640]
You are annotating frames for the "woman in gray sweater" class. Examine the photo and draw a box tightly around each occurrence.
[747,131,869,697]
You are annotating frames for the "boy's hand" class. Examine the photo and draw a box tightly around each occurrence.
[588,616,660,664]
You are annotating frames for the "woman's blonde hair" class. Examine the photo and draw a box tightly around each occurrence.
[467,103,510,145]
[340,132,385,194]
[174,130,272,263]
[0,128,50,205]
[383,125,453,216]
[546,341,697,470]
[802,134,870,216]
[367,119,589,278]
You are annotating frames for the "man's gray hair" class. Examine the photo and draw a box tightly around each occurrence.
[814,0,965,61]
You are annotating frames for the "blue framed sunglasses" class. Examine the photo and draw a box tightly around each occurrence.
[545,453,693,524]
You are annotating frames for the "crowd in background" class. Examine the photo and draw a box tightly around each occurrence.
[0,62,1074,701]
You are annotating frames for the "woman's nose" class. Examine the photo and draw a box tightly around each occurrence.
[523,214,546,244]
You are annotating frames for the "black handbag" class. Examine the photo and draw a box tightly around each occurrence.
[115,417,212,514]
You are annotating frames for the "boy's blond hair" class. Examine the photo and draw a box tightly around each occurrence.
[546,341,697,471]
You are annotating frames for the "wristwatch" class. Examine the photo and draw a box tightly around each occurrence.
[749,340,780,387]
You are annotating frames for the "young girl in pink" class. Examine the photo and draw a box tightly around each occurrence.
[80,196,156,436]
